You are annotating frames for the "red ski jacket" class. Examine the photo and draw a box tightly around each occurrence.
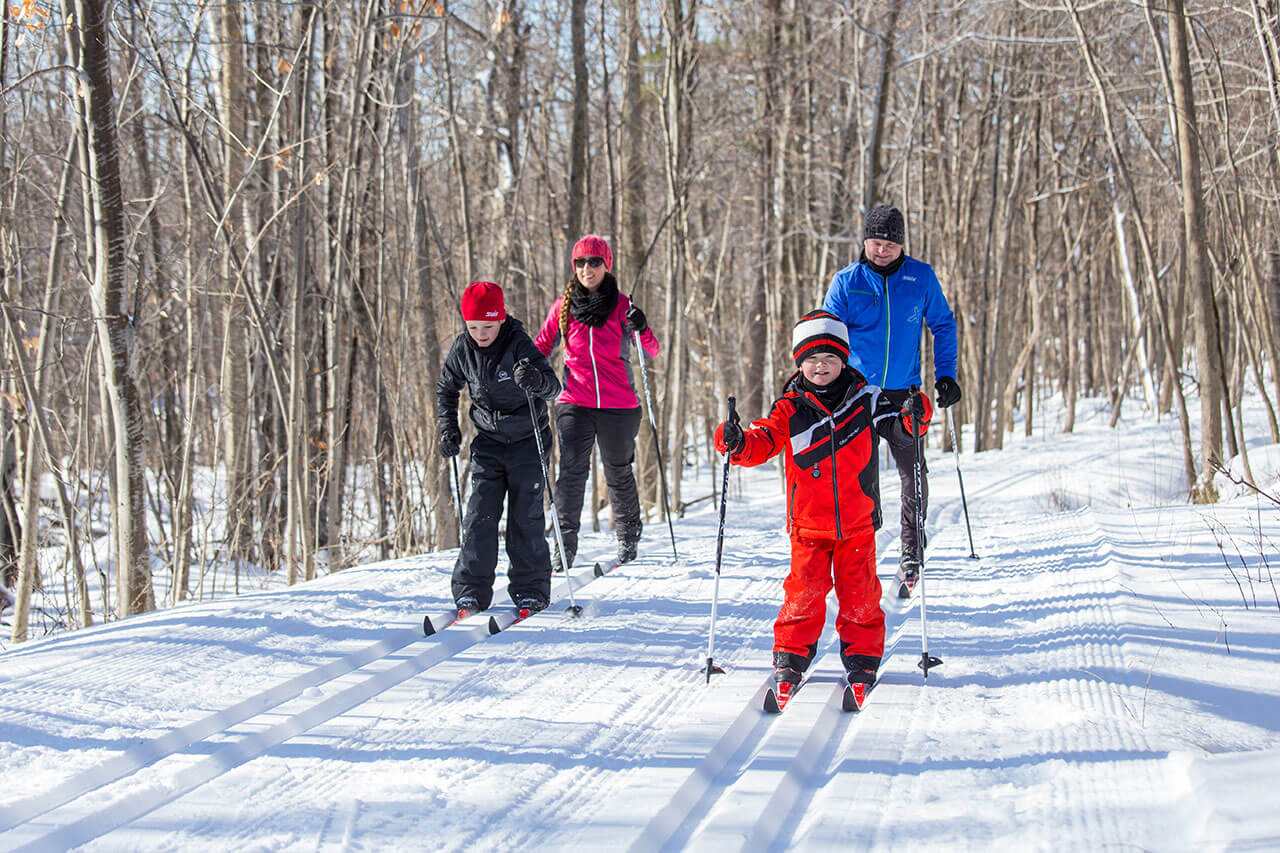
[715,371,929,540]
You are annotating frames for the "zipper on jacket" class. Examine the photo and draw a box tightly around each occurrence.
[826,413,842,539]
[800,390,845,540]
[589,326,601,408]
[881,272,891,385]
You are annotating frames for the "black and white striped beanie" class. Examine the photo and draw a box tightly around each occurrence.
[791,310,850,367]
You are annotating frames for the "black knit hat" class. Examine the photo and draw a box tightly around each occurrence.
[863,204,905,244]
[792,310,850,367]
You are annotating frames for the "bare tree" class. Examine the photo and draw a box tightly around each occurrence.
[70,0,152,620]
[1163,0,1224,500]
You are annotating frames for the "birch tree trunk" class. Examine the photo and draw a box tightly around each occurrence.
[218,0,253,563]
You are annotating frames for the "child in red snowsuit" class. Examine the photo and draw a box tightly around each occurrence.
[715,310,931,694]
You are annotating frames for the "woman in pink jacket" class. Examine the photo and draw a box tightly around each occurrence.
[535,235,660,569]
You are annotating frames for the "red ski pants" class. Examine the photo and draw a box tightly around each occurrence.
[773,526,884,659]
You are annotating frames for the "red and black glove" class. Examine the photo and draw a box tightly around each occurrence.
[714,412,746,455]
[901,390,933,436]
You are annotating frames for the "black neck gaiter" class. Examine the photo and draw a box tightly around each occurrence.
[800,367,854,411]
[860,250,906,278]
[568,273,620,327]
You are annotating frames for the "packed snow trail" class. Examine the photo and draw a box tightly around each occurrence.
[2,560,611,852]
[2,400,1279,851]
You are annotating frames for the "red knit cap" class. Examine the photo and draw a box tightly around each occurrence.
[571,234,613,271]
[460,281,506,322]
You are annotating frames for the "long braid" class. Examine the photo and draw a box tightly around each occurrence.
[558,277,576,341]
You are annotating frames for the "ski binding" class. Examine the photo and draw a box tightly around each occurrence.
[763,676,804,713]
[842,681,870,711]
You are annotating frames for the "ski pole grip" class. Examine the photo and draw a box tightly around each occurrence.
[902,384,920,415]
[726,395,737,424]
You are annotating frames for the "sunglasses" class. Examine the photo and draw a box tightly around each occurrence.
[573,256,606,269]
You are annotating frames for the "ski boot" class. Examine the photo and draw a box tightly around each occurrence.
[840,650,880,712]
[895,553,921,598]
[514,595,548,620]
[455,595,482,620]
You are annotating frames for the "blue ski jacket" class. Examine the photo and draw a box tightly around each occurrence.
[821,255,958,390]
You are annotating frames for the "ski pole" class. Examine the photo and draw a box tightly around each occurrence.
[525,385,583,616]
[450,455,465,544]
[907,388,942,677]
[704,396,735,683]
[945,406,979,559]
[634,329,679,563]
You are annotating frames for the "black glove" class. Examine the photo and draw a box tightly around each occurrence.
[720,413,745,455]
[513,359,544,394]
[935,376,962,408]
[625,304,647,334]
[439,423,462,458]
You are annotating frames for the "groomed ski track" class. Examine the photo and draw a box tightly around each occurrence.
[0,558,614,853]
[1,423,1267,851]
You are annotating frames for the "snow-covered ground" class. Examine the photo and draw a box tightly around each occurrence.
[2,395,1278,852]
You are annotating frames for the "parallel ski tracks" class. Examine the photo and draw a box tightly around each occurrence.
[623,469,1051,853]
[198,557,781,853]
[796,507,1174,850]
[624,525,905,853]
[0,560,614,853]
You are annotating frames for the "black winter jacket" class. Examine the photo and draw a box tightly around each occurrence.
[436,317,561,445]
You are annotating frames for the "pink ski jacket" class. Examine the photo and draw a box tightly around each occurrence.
[535,295,660,410]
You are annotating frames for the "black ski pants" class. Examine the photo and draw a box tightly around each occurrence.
[553,404,643,559]
[453,432,552,609]
[882,388,929,562]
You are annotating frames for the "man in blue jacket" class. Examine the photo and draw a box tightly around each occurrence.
[822,204,961,590]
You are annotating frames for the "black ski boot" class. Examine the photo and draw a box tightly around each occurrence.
[514,595,548,618]
[840,649,880,711]
[896,552,921,598]
[551,540,576,574]
[455,595,482,619]
[617,522,642,565]
[765,651,809,713]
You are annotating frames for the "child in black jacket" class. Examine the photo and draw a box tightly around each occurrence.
[436,281,561,615]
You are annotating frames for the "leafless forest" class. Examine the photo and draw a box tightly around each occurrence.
[2,0,1279,641]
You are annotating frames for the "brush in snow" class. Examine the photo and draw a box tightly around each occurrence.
[763,668,805,713]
